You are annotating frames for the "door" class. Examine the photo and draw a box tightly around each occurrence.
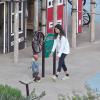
[47,0,64,34]
[0,2,6,54]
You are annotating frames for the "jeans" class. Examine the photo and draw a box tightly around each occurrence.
[57,53,67,72]
[32,61,39,73]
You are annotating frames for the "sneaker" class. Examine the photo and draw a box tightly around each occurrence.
[35,79,41,83]
[61,76,69,80]
[51,75,58,81]
[34,76,41,82]
[66,73,69,76]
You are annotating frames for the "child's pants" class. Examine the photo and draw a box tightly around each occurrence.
[32,61,39,77]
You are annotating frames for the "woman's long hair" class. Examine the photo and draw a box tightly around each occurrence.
[54,24,66,39]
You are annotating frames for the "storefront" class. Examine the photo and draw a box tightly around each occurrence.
[0,0,27,54]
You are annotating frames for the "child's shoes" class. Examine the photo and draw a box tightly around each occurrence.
[34,76,41,82]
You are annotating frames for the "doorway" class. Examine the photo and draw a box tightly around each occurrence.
[0,2,4,53]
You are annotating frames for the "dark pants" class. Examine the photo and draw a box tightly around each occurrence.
[57,53,67,72]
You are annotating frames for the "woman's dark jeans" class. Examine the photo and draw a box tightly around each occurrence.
[57,53,67,72]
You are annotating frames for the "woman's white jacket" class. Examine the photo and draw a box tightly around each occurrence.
[51,35,70,57]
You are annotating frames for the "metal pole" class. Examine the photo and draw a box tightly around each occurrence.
[41,0,46,77]
[72,0,77,48]
[14,2,19,63]
[26,84,29,96]
[90,0,95,42]
[53,0,57,75]
[42,41,45,77]
[34,0,39,31]
[53,51,56,75]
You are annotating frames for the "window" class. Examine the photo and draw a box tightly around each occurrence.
[58,0,63,5]
[19,2,21,11]
[49,1,51,6]
[57,20,62,25]
[11,2,23,36]
[48,0,53,8]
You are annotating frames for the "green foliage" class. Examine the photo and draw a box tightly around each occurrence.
[0,84,25,100]
[58,86,100,100]
[58,94,66,100]
[26,88,46,100]
[0,84,45,100]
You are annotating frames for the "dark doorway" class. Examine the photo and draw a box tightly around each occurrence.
[0,3,4,53]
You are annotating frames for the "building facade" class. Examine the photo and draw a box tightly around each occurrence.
[0,0,27,54]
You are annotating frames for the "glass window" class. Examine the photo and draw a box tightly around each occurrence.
[19,2,21,11]
[49,1,51,6]
[60,0,62,3]
[48,0,53,8]
[58,0,63,5]
[11,2,23,36]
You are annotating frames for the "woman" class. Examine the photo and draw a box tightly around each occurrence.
[51,24,70,80]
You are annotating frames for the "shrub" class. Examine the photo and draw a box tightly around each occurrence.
[0,84,25,100]
[58,86,100,100]
[26,88,46,100]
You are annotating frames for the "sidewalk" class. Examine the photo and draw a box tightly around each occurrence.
[0,40,100,100]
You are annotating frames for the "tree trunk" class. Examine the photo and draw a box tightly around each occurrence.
[90,0,95,42]
[41,0,46,35]
[34,0,39,31]
[63,0,68,37]
[14,2,19,63]
[53,0,57,26]
[72,0,77,48]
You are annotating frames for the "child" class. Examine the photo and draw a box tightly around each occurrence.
[32,53,41,82]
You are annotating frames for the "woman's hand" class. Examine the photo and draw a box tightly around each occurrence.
[49,52,53,57]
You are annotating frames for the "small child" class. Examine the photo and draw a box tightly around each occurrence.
[32,53,41,82]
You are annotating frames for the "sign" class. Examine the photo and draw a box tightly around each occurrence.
[44,33,55,58]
